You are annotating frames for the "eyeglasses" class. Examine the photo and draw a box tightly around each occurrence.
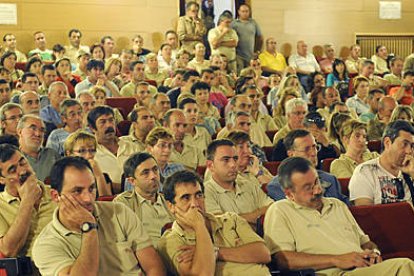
[4,114,22,121]
[156,142,173,149]
[294,144,321,153]
[25,125,45,134]
[392,178,405,200]
[72,149,97,154]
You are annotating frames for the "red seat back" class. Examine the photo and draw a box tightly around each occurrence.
[367,140,382,153]
[262,146,273,161]
[97,195,116,201]
[117,120,132,136]
[265,130,277,141]
[263,161,281,176]
[196,166,207,178]
[105,97,137,119]
[321,158,335,172]
[350,202,414,259]
[337,178,350,196]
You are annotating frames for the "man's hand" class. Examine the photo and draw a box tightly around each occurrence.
[175,207,204,231]
[400,154,414,177]
[17,174,42,207]
[177,245,195,263]
[332,251,373,269]
[246,155,260,176]
[59,194,96,231]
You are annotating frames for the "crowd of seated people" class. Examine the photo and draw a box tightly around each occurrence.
[1,2,414,275]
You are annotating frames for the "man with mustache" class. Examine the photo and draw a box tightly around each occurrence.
[114,152,174,244]
[32,156,165,275]
[0,144,55,260]
[88,105,142,193]
[267,129,348,204]
[17,114,60,182]
[264,156,414,275]
[46,99,83,156]
[203,139,273,225]
[158,170,271,275]
[350,120,414,206]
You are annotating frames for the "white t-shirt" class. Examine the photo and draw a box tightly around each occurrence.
[349,157,412,204]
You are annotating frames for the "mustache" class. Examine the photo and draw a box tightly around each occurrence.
[312,193,323,201]
[105,127,115,134]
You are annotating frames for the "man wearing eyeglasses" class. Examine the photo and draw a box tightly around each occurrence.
[0,144,56,260]
[350,120,414,206]
[17,115,60,182]
[267,129,348,204]
[0,103,22,137]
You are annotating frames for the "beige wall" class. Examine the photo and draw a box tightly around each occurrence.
[3,0,414,59]
[252,0,414,58]
[1,0,179,55]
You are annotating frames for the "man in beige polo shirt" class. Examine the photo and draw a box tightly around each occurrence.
[0,144,56,258]
[158,170,271,275]
[114,152,174,244]
[204,139,274,225]
[32,156,165,276]
[264,156,414,275]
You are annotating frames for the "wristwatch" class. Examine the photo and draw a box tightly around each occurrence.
[80,222,98,233]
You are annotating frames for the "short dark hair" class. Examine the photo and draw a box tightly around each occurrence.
[129,60,144,71]
[200,68,214,76]
[403,70,414,79]
[0,144,19,176]
[87,105,114,130]
[100,35,113,44]
[191,81,210,94]
[123,152,155,178]
[41,64,56,75]
[164,170,204,204]
[382,119,414,144]
[0,51,17,66]
[163,109,182,127]
[284,129,311,151]
[2,33,13,42]
[50,156,93,193]
[0,135,19,148]
[86,59,105,72]
[178,97,197,110]
[21,72,38,83]
[52,44,65,53]
[226,131,250,145]
[68,29,82,37]
[278,157,313,190]
[206,139,234,160]
[183,70,200,82]
[128,106,150,122]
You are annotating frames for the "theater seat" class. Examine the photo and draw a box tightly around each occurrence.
[97,195,116,201]
[337,178,350,197]
[367,140,382,153]
[263,146,273,161]
[266,130,277,141]
[117,120,132,136]
[321,158,335,173]
[350,202,414,260]
[196,166,207,178]
[0,253,33,276]
[105,97,137,119]
[263,161,282,176]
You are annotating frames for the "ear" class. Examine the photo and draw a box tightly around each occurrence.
[383,136,391,149]
[287,150,294,157]
[146,145,153,154]
[0,174,6,185]
[166,201,175,214]
[0,120,6,129]
[284,188,294,200]
[126,177,136,187]
[17,127,23,138]
[50,189,60,203]
[206,160,213,170]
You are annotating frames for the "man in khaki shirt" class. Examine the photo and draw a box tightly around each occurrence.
[32,156,165,276]
[204,139,273,225]
[264,156,414,275]
[0,144,55,258]
[158,170,271,275]
[64,29,90,65]
[119,106,155,152]
[114,152,174,244]
[163,109,206,170]
[120,60,157,97]
[177,1,206,54]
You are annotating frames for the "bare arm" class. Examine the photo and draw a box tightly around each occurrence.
[239,204,271,224]
[275,250,372,271]
[218,242,270,264]
[353,198,374,206]
[136,246,166,276]
[0,175,42,257]
[219,40,238,48]
[58,230,99,276]
[89,160,112,196]
[261,66,284,75]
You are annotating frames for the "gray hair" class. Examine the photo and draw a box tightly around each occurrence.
[0,103,22,121]
[60,99,82,116]
[76,90,95,101]
[19,91,40,104]
[16,114,45,130]
[48,81,68,95]
[285,98,308,115]
[226,111,250,127]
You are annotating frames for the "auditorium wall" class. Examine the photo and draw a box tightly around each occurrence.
[2,0,414,58]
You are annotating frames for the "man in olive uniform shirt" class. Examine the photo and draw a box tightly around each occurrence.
[114,152,174,244]
[32,157,165,276]
[158,170,271,275]
[0,144,55,258]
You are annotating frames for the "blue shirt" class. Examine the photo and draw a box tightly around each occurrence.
[40,105,62,127]
[267,170,349,205]
[46,128,71,156]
